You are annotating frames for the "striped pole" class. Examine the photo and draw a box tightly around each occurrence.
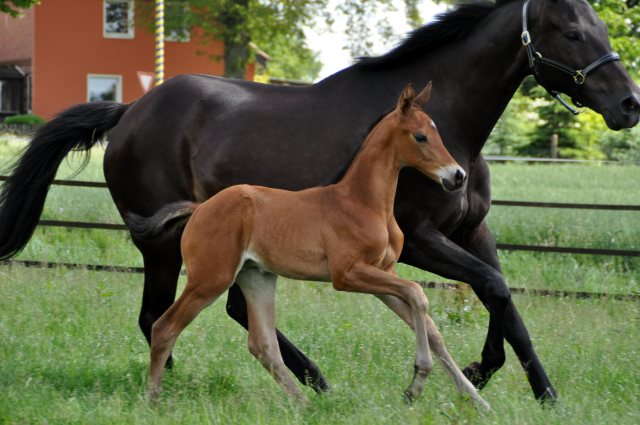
[155,0,164,86]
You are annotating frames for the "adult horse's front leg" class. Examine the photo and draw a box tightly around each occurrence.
[449,220,557,402]
[399,221,557,402]
[226,283,332,393]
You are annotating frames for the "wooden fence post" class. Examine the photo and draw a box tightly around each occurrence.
[551,133,558,159]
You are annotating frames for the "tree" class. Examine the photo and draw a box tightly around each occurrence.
[0,0,38,18]
[137,0,425,81]
[588,0,640,76]
[137,0,328,80]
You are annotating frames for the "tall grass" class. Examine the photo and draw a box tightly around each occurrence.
[0,267,638,423]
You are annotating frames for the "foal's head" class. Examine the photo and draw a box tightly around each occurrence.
[391,83,465,192]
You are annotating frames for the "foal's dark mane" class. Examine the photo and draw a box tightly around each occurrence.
[357,2,497,70]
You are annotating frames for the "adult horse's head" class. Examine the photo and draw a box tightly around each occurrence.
[521,0,640,129]
[393,83,466,192]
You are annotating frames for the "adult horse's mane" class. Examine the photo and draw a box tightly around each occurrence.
[357,1,498,70]
[324,2,501,185]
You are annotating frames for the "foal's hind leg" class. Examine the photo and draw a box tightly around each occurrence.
[376,294,490,410]
[147,274,234,404]
[235,269,309,406]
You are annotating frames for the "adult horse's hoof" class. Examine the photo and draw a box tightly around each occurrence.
[403,390,414,405]
[164,354,174,369]
[306,369,332,394]
[462,361,488,389]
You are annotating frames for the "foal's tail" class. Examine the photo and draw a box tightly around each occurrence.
[0,101,131,261]
[126,202,200,242]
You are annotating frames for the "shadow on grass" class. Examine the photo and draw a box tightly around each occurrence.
[2,359,240,401]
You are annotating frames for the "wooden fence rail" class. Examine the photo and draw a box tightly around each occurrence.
[2,175,640,257]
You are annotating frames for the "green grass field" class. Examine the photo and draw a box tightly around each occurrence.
[1,136,639,423]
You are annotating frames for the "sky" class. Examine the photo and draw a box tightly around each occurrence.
[304,0,447,81]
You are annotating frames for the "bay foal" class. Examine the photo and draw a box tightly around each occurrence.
[130,84,489,410]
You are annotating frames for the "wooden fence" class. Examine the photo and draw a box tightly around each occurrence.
[1,175,639,300]
[0,124,40,137]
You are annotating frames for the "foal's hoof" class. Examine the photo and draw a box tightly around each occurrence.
[462,361,487,390]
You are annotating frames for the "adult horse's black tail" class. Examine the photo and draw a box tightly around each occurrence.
[0,101,131,260]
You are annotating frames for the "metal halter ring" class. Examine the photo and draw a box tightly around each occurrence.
[573,71,586,85]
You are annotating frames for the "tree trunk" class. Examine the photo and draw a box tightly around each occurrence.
[220,0,250,79]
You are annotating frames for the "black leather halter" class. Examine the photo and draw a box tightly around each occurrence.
[521,0,621,114]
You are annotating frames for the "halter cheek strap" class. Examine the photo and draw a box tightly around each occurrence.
[521,0,621,114]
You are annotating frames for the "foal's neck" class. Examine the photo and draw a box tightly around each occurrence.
[337,121,400,221]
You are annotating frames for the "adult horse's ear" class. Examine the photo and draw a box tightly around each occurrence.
[414,81,432,108]
[399,84,415,115]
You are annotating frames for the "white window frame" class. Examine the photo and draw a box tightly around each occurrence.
[87,74,123,103]
[103,0,135,39]
[165,2,190,42]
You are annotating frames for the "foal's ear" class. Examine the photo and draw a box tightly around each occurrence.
[398,84,415,115]
[414,81,432,108]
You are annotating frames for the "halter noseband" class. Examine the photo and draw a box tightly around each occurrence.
[521,0,620,114]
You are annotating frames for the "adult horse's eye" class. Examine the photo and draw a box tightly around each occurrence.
[564,32,581,42]
[414,133,427,144]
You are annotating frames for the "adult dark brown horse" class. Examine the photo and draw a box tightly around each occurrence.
[0,0,638,403]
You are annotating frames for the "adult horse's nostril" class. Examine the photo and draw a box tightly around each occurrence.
[454,169,466,186]
[621,95,640,115]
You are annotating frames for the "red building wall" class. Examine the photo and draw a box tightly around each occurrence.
[31,1,251,119]
[0,9,33,67]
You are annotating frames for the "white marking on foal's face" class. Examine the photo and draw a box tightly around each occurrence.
[431,119,437,129]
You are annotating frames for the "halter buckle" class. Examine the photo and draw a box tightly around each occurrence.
[521,31,531,46]
[573,71,586,85]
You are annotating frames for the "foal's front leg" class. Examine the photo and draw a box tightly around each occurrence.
[335,262,433,402]
[376,293,490,410]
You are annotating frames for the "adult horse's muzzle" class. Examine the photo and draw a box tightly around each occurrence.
[600,91,640,131]
[439,166,466,193]
[580,65,640,131]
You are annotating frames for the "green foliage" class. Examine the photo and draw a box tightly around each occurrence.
[588,0,640,75]
[0,0,38,18]
[515,85,588,158]
[3,114,46,126]
[485,88,535,156]
[335,0,427,58]
[253,32,322,82]
[136,0,327,80]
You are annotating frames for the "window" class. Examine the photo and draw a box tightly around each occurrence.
[0,79,22,113]
[104,1,134,39]
[88,75,122,102]
[165,2,190,42]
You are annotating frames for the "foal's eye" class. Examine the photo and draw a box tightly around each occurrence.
[414,133,428,144]
[564,32,580,42]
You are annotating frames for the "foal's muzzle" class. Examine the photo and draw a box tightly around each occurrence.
[440,166,466,192]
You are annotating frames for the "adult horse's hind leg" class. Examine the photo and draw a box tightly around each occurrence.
[135,237,183,368]
[226,283,331,393]
[235,269,309,406]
